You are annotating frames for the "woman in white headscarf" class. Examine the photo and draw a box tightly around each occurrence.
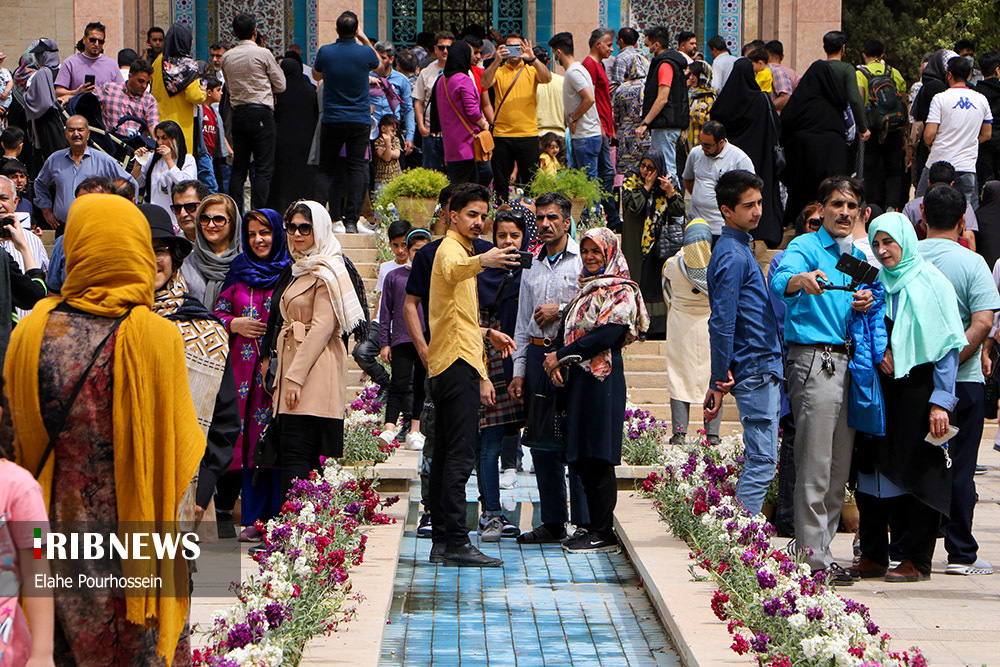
[270,200,366,496]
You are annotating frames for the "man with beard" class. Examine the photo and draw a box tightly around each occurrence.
[770,177,874,586]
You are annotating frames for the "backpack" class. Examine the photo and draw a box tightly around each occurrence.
[859,65,906,139]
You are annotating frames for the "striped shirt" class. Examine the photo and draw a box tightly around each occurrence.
[221,40,286,109]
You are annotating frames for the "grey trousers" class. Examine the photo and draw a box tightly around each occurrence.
[670,398,721,440]
[786,345,854,571]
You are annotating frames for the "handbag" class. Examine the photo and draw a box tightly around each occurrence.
[253,414,281,478]
[767,100,786,174]
[653,213,685,262]
[522,365,566,452]
[33,310,131,478]
[445,77,494,162]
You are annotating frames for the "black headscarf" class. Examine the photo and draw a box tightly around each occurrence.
[443,40,473,78]
[268,57,319,212]
[477,202,537,333]
[780,59,848,140]
[711,58,783,248]
[913,49,956,123]
[977,181,1000,271]
[161,22,201,96]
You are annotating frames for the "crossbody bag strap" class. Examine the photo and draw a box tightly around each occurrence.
[444,76,478,138]
[494,65,526,120]
[34,309,132,478]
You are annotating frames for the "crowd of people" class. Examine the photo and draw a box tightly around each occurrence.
[1,9,1000,666]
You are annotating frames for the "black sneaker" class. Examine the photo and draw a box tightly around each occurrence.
[344,221,359,233]
[975,464,988,475]
[429,541,446,564]
[442,542,502,567]
[417,512,433,539]
[374,384,390,408]
[824,562,855,587]
[216,511,236,539]
[563,531,620,554]
[498,515,520,538]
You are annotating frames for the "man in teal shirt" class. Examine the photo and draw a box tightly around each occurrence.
[771,176,873,584]
[919,184,1000,576]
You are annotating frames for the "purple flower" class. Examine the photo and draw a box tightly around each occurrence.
[344,502,362,515]
[762,597,782,616]
[750,632,771,652]
[756,570,777,589]
[226,622,255,649]
[805,606,824,621]
[265,602,289,629]
[866,620,880,636]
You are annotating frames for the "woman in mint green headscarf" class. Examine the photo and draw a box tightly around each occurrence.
[851,212,967,583]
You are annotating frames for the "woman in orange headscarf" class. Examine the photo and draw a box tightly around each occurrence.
[5,193,204,666]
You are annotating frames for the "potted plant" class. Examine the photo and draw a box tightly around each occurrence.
[527,167,603,222]
[762,473,779,521]
[840,486,859,533]
[373,168,450,231]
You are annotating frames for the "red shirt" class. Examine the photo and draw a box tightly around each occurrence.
[470,65,485,93]
[202,104,218,156]
[583,56,615,138]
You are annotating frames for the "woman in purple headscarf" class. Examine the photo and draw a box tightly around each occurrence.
[213,208,291,541]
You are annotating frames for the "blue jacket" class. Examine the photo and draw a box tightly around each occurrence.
[847,283,888,436]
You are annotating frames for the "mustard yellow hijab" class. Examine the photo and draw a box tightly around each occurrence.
[4,194,204,664]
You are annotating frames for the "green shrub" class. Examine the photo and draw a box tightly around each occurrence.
[374,168,450,223]
[527,168,603,209]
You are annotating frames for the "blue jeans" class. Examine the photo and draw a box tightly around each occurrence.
[570,135,601,180]
[649,128,682,179]
[730,373,782,514]
[422,135,445,173]
[598,135,621,228]
[480,425,505,515]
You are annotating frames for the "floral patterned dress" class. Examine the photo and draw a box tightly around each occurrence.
[42,308,191,667]
[213,282,273,471]
[611,47,651,177]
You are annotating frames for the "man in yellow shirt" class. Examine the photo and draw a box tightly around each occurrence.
[533,47,566,135]
[481,33,552,201]
[428,183,520,566]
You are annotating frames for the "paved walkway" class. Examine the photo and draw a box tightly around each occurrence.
[380,461,680,666]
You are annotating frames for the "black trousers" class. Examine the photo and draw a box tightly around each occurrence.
[428,360,481,545]
[447,158,477,185]
[775,413,796,536]
[352,321,390,387]
[492,136,538,202]
[857,491,941,574]
[862,131,905,210]
[229,104,276,212]
[279,414,344,498]
[215,469,242,512]
[944,382,985,564]
[320,122,370,226]
[569,458,617,539]
[386,342,426,424]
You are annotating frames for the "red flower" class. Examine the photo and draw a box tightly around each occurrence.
[731,635,750,655]
[693,499,709,515]
[711,590,730,620]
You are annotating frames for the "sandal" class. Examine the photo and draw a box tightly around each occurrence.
[515,524,566,544]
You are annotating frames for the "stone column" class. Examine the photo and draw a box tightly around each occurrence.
[318,0,368,47]
[0,0,75,60]
[778,0,842,75]
[550,0,600,73]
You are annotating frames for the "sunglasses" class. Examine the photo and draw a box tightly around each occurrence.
[436,44,450,51]
[286,222,313,236]
[88,37,106,44]
[806,217,822,228]
[199,214,230,228]
[170,202,200,215]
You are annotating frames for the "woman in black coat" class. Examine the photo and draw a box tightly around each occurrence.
[267,55,318,213]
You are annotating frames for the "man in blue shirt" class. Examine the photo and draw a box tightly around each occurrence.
[704,170,783,516]
[312,11,379,233]
[919,184,1000,576]
[372,41,415,153]
[770,176,874,584]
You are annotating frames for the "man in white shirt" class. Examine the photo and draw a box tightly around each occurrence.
[683,121,755,236]
[549,32,602,180]
[919,55,993,208]
[708,36,736,94]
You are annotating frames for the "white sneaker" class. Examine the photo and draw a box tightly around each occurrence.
[500,468,519,489]
[889,559,902,570]
[357,218,379,235]
[945,558,994,575]
[405,432,425,451]
[331,220,347,234]
[378,429,396,446]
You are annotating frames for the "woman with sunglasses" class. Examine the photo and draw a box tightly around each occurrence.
[181,192,241,307]
[269,201,366,497]
[132,120,197,229]
[212,208,291,541]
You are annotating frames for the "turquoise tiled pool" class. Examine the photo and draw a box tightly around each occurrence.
[379,468,680,666]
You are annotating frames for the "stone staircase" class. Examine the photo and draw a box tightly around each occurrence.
[336,232,741,427]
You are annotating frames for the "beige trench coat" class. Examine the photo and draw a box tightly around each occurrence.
[275,274,349,419]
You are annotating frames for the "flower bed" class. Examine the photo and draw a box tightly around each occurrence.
[193,461,399,667]
[639,436,927,666]
[344,382,398,464]
[622,402,669,466]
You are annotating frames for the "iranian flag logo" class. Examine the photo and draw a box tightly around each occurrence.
[34,527,41,559]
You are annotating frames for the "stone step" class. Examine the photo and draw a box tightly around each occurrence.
[627,340,667,356]
[622,356,666,372]
[335,232,378,249]
[346,248,379,264]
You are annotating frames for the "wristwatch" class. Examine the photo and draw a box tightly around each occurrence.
[526,57,537,64]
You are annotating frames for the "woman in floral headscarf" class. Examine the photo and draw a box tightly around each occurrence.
[11,39,67,164]
[542,227,648,554]
[151,22,206,150]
